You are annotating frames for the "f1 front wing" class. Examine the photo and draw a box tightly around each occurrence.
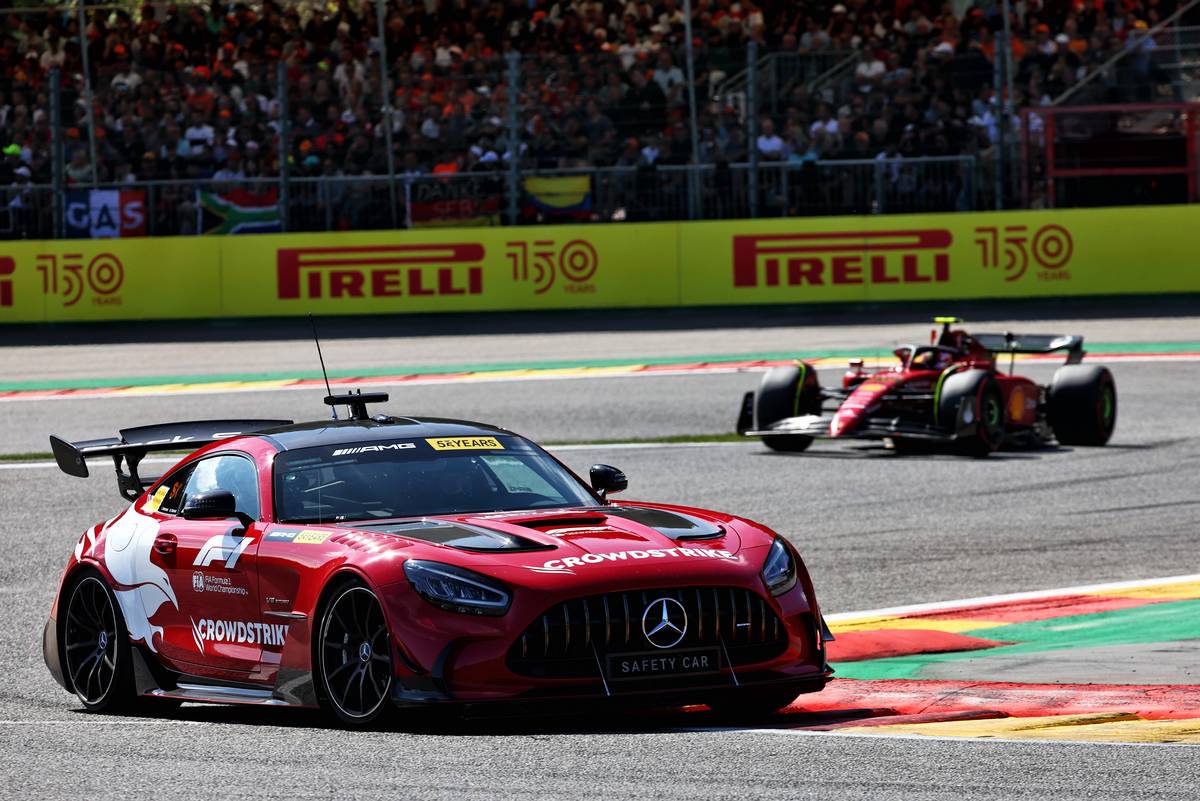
[736,391,980,442]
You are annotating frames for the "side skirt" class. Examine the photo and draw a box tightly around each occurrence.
[128,646,313,708]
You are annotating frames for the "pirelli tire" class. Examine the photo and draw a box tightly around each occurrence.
[938,369,1005,456]
[1047,365,1117,446]
[755,363,821,453]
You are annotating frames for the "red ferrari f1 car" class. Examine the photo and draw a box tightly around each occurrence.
[737,317,1117,455]
[44,392,831,726]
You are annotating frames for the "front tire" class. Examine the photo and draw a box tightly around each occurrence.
[62,571,136,712]
[755,363,821,453]
[938,369,1005,456]
[317,583,394,727]
[1048,365,1117,446]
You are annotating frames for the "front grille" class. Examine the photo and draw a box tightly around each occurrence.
[507,586,790,678]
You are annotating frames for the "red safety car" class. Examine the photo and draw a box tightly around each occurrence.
[43,392,831,726]
[737,317,1117,455]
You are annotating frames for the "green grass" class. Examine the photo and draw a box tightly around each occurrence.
[2,340,1198,393]
[0,452,60,462]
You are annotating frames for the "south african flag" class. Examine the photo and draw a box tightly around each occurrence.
[197,189,282,234]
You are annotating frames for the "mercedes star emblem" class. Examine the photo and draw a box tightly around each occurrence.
[641,597,688,649]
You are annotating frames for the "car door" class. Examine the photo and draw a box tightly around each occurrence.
[150,452,265,676]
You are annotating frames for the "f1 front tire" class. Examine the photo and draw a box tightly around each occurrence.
[755,364,820,453]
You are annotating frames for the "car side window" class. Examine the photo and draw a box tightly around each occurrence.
[155,465,196,516]
[178,455,260,520]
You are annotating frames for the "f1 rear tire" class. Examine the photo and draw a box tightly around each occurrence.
[755,364,820,453]
[938,369,1005,456]
[1048,365,1117,446]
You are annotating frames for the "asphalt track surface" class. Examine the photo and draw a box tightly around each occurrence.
[3,308,1200,799]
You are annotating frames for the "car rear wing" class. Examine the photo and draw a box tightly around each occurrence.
[971,333,1085,364]
[49,419,291,501]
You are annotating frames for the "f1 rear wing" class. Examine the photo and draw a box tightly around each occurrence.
[971,333,1085,364]
[49,419,291,501]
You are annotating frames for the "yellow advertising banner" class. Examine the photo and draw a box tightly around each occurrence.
[218,223,677,317]
[678,206,1200,305]
[0,238,223,323]
[1,206,1198,323]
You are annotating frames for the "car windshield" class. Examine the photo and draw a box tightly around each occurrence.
[272,434,597,523]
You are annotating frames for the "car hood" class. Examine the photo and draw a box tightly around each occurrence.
[335,503,768,589]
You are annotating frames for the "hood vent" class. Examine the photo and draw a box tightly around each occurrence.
[603,506,725,540]
[351,520,554,553]
[512,515,609,530]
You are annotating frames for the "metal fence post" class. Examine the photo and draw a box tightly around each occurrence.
[76,2,98,188]
[324,180,334,231]
[768,51,778,117]
[506,51,521,227]
[276,62,290,232]
[374,0,398,229]
[49,68,63,238]
[683,0,702,219]
[967,156,977,210]
[747,41,759,219]
[873,160,884,214]
[992,5,1006,211]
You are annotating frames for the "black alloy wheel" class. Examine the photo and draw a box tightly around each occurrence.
[318,585,394,725]
[63,575,123,710]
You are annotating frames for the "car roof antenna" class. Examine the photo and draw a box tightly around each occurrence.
[309,314,338,420]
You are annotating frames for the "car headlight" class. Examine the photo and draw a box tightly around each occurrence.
[403,560,511,616]
[761,536,798,596]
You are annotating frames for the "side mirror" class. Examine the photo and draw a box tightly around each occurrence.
[589,464,628,500]
[182,491,253,528]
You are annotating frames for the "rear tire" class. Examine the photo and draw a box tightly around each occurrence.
[1048,365,1117,446]
[316,582,394,727]
[62,570,137,713]
[938,369,1005,456]
[755,364,820,453]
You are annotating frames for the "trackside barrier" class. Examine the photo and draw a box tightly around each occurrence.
[1,206,1198,323]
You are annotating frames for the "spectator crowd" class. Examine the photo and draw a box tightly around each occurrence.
[0,0,1187,228]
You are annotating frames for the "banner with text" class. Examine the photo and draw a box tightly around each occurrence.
[408,175,502,227]
[1,205,1199,323]
[678,206,1200,305]
[221,224,675,316]
[65,190,147,239]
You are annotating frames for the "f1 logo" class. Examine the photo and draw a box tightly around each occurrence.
[0,257,13,307]
[194,530,254,570]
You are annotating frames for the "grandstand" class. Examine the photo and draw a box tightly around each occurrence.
[2,0,1198,237]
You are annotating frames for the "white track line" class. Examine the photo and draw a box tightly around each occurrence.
[825,573,1200,622]
[2,352,1198,404]
[706,726,1198,749]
